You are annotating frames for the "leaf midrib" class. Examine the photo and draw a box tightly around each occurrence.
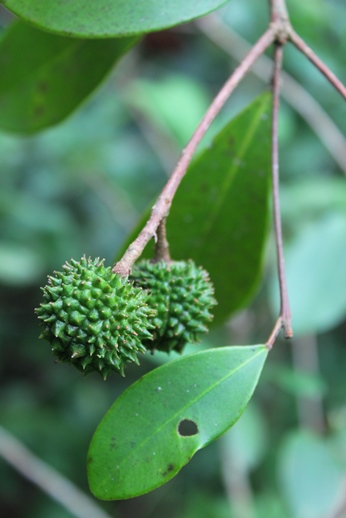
[196,96,269,250]
[98,346,266,490]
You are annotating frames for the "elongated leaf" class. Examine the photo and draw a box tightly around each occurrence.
[168,94,271,325]
[0,21,137,133]
[119,94,271,326]
[1,0,230,38]
[88,344,267,500]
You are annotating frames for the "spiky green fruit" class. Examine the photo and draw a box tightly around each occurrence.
[130,259,217,353]
[36,256,156,379]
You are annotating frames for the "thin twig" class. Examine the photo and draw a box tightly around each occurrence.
[266,316,283,349]
[113,28,275,276]
[270,0,289,23]
[0,425,112,518]
[289,30,346,100]
[196,15,346,173]
[271,44,293,339]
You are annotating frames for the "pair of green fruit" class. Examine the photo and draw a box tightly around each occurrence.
[36,256,217,379]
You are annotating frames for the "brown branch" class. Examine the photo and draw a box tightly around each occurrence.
[271,43,293,340]
[266,316,283,350]
[113,28,275,276]
[153,218,171,262]
[289,30,346,100]
[270,0,289,23]
[196,15,346,173]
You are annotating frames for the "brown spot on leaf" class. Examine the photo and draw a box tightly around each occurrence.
[38,81,48,93]
[162,463,174,477]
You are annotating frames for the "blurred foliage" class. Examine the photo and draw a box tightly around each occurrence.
[0,0,346,517]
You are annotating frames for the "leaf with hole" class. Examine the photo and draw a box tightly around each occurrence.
[88,344,267,500]
[1,0,231,38]
[0,21,137,133]
[119,93,271,326]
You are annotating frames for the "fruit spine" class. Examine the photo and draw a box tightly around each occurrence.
[36,256,155,379]
[130,259,217,353]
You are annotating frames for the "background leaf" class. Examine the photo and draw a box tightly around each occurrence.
[270,212,346,336]
[0,21,137,133]
[1,0,230,38]
[120,93,271,326]
[127,75,211,147]
[278,431,344,518]
[88,345,267,500]
[222,402,268,473]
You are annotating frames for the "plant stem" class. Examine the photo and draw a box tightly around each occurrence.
[271,43,293,340]
[289,30,346,100]
[196,15,346,173]
[270,0,289,26]
[113,28,275,276]
[153,219,171,262]
[266,316,283,349]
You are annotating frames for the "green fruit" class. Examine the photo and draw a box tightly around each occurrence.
[130,259,217,353]
[36,256,155,379]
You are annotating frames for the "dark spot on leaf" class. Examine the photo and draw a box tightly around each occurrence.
[34,104,45,118]
[162,463,174,477]
[177,419,199,437]
[130,441,136,448]
[38,81,48,93]
[87,456,93,464]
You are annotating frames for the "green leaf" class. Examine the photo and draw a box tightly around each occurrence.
[1,0,231,38]
[223,403,268,472]
[88,344,267,500]
[270,212,346,336]
[280,178,346,228]
[168,94,271,325]
[120,93,271,326]
[278,431,344,518]
[265,365,327,398]
[0,21,137,133]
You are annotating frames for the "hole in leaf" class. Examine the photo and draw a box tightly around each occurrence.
[178,419,199,437]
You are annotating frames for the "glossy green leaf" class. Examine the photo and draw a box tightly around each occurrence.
[270,212,346,336]
[278,431,344,518]
[1,0,231,38]
[120,93,271,325]
[88,344,267,500]
[168,94,271,325]
[0,21,137,133]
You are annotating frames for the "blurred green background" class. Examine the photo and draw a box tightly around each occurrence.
[1,0,346,517]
